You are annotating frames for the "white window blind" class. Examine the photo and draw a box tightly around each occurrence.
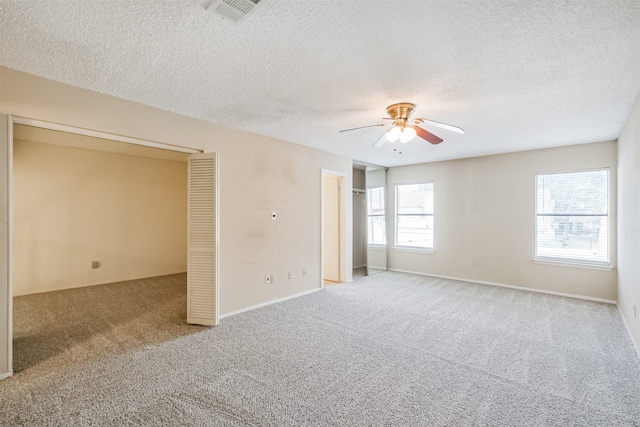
[396,183,434,249]
[367,186,386,245]
[535,169,609,265]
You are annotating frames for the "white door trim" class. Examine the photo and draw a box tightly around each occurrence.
[11,116,203,154]
[0,115,13,379]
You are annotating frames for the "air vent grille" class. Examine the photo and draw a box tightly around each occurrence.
[206,0,264,24]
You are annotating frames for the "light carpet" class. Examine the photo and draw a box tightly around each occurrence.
[1,271,639,426]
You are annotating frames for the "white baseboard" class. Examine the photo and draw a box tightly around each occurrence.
[14,270,188,297]
[617,304,640,360]
[353,264,366,269]
[0,371,11,381]
[219,287,322,319]
[387,269,617,305]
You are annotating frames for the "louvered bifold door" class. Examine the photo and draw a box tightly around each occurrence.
[187,153,219,326]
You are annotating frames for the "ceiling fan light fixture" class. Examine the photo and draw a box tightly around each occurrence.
[385,126,402,142]
[399,127,417,143]
[339,102,463,148]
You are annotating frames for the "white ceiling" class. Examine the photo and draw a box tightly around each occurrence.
[1,1,639,167]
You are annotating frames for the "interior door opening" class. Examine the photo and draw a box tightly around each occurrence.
[352,165,367,279]
[3,117,215,379]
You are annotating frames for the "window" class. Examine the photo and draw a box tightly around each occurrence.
[367,186,386,245]
[395,183,434,249]
[535,169,609,265]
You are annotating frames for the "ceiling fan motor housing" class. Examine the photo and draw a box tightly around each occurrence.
[387,103,416,121]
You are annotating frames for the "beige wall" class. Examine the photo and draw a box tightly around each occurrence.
[0,67,352,320]
[387,141,618,301]
[12,140,188,296]
[618,92,640,352]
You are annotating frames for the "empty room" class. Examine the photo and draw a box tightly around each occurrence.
[1,1,639,425]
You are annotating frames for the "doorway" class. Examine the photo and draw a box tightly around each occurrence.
[0,115,217,380]
[322,170,346,287]
[352,165,367,279]
[11,124,190,297]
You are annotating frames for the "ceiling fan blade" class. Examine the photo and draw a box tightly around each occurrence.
[339,124,387,133]
[372,131,388,148]
[414,126,444,145]
[415,118,464,134]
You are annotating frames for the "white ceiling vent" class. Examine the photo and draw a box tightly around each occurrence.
[205,0,263,24]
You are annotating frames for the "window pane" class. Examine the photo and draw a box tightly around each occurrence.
[537,170,608,215]
[536,216,608,263]
[396,183,434,249]
[397,215,433,248]
[535,169,609,264]
[397,183,433,215]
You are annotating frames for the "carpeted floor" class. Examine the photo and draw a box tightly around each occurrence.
[11,273,204,375]
[1,271,639,426]
[352,266,366,278]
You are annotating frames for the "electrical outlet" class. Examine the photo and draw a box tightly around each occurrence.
[634,305,637,318]
[265,274,271,284]
[302,268,307,277]
[272,211,277,220]
[288,272,293,279]
[271,274,276,283]
[91,261,100,269]
[472,259,477,267]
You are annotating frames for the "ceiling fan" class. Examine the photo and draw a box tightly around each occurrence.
[339,103,464,148]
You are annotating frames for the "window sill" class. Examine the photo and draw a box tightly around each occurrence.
[393,246,434,254]
[533,258,614,271]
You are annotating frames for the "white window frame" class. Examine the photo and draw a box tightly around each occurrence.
[534,168,611,269]
[395,182,434,251]
[367,186,386,246]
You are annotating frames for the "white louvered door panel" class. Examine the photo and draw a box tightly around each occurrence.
[188,153,219,326]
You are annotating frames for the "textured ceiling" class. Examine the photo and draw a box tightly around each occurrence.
[1,1,639,167]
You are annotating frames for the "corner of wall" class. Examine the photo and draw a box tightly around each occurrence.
[617,90,640,357]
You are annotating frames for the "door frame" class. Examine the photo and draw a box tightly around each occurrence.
[321,169,347,289]
[1,115,202,379]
